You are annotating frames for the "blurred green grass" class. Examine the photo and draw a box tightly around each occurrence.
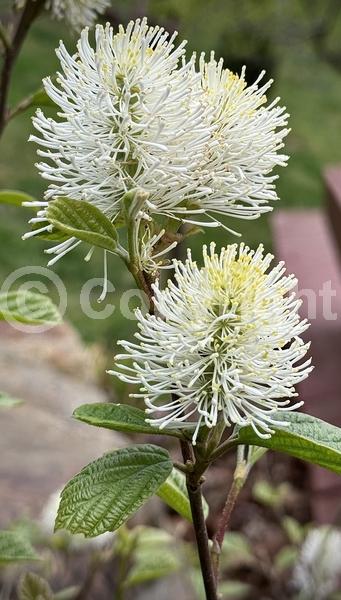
[0,16,340,344]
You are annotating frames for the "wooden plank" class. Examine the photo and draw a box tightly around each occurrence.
[325,165,341,259]
[271,209,341,523]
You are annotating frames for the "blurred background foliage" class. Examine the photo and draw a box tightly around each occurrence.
[0,0,341,344]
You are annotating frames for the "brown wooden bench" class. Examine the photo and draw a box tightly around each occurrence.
[271,171,341,523]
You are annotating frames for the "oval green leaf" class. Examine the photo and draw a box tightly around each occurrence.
[46,197,117,252]
[55,444,173,537]
[0,291,61,326]
[157,468,192,522]
[73,402,190,439]
[237,412,341,474]
[0,193,67,241]
[0,190,36,207]
[30,220,69,242]
[156,468,209,522]
[125,527,181,587]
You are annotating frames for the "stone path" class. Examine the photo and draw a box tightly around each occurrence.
[0,322,127,526]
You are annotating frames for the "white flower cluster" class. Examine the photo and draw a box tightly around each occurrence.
[46,0,111,31]
[112,243,312,444]
[26,17,311,441]
[26,18,289,260]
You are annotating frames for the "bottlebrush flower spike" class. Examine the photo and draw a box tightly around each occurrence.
[195,55,290,225]
[112,243,312,444]
[25,18,213,259]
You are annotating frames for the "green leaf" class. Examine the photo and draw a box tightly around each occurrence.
[0,189,36,207]
[282,516,305,545]
[274,546,299,572]
[156,468,209,522]
[30,220,69,243]
[252,480,290,509]
[126,547,180,587]
[156,468,192,522]
[0,291,61,326]
[46,197,117,252]
[0,392,23,408]
[55,445,173,537]
[237,412,341,475]
[221,532,254,569]
[18,572,53,600]
[73,402,191,439]
[0,191,66,241]
[125,527,181,587]
[0,191,67,242]
[0,531,39,563]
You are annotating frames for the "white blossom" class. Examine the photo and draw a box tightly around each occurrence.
[25,19,213,260]
[46,0,111,31]
[25,18,289,263]
[136,226,178,276]
[112,243,312,444]
[15,0,111,31]
[195,55,290,224]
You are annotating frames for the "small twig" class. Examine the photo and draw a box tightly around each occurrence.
[173,460,192,475]
[0,0,45,136]
[180,439,218,600]
[6,87,42,121]
[204,418,229,457]
[211,448,248,582]
[209,435,239,463]
[0,22,10,51]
